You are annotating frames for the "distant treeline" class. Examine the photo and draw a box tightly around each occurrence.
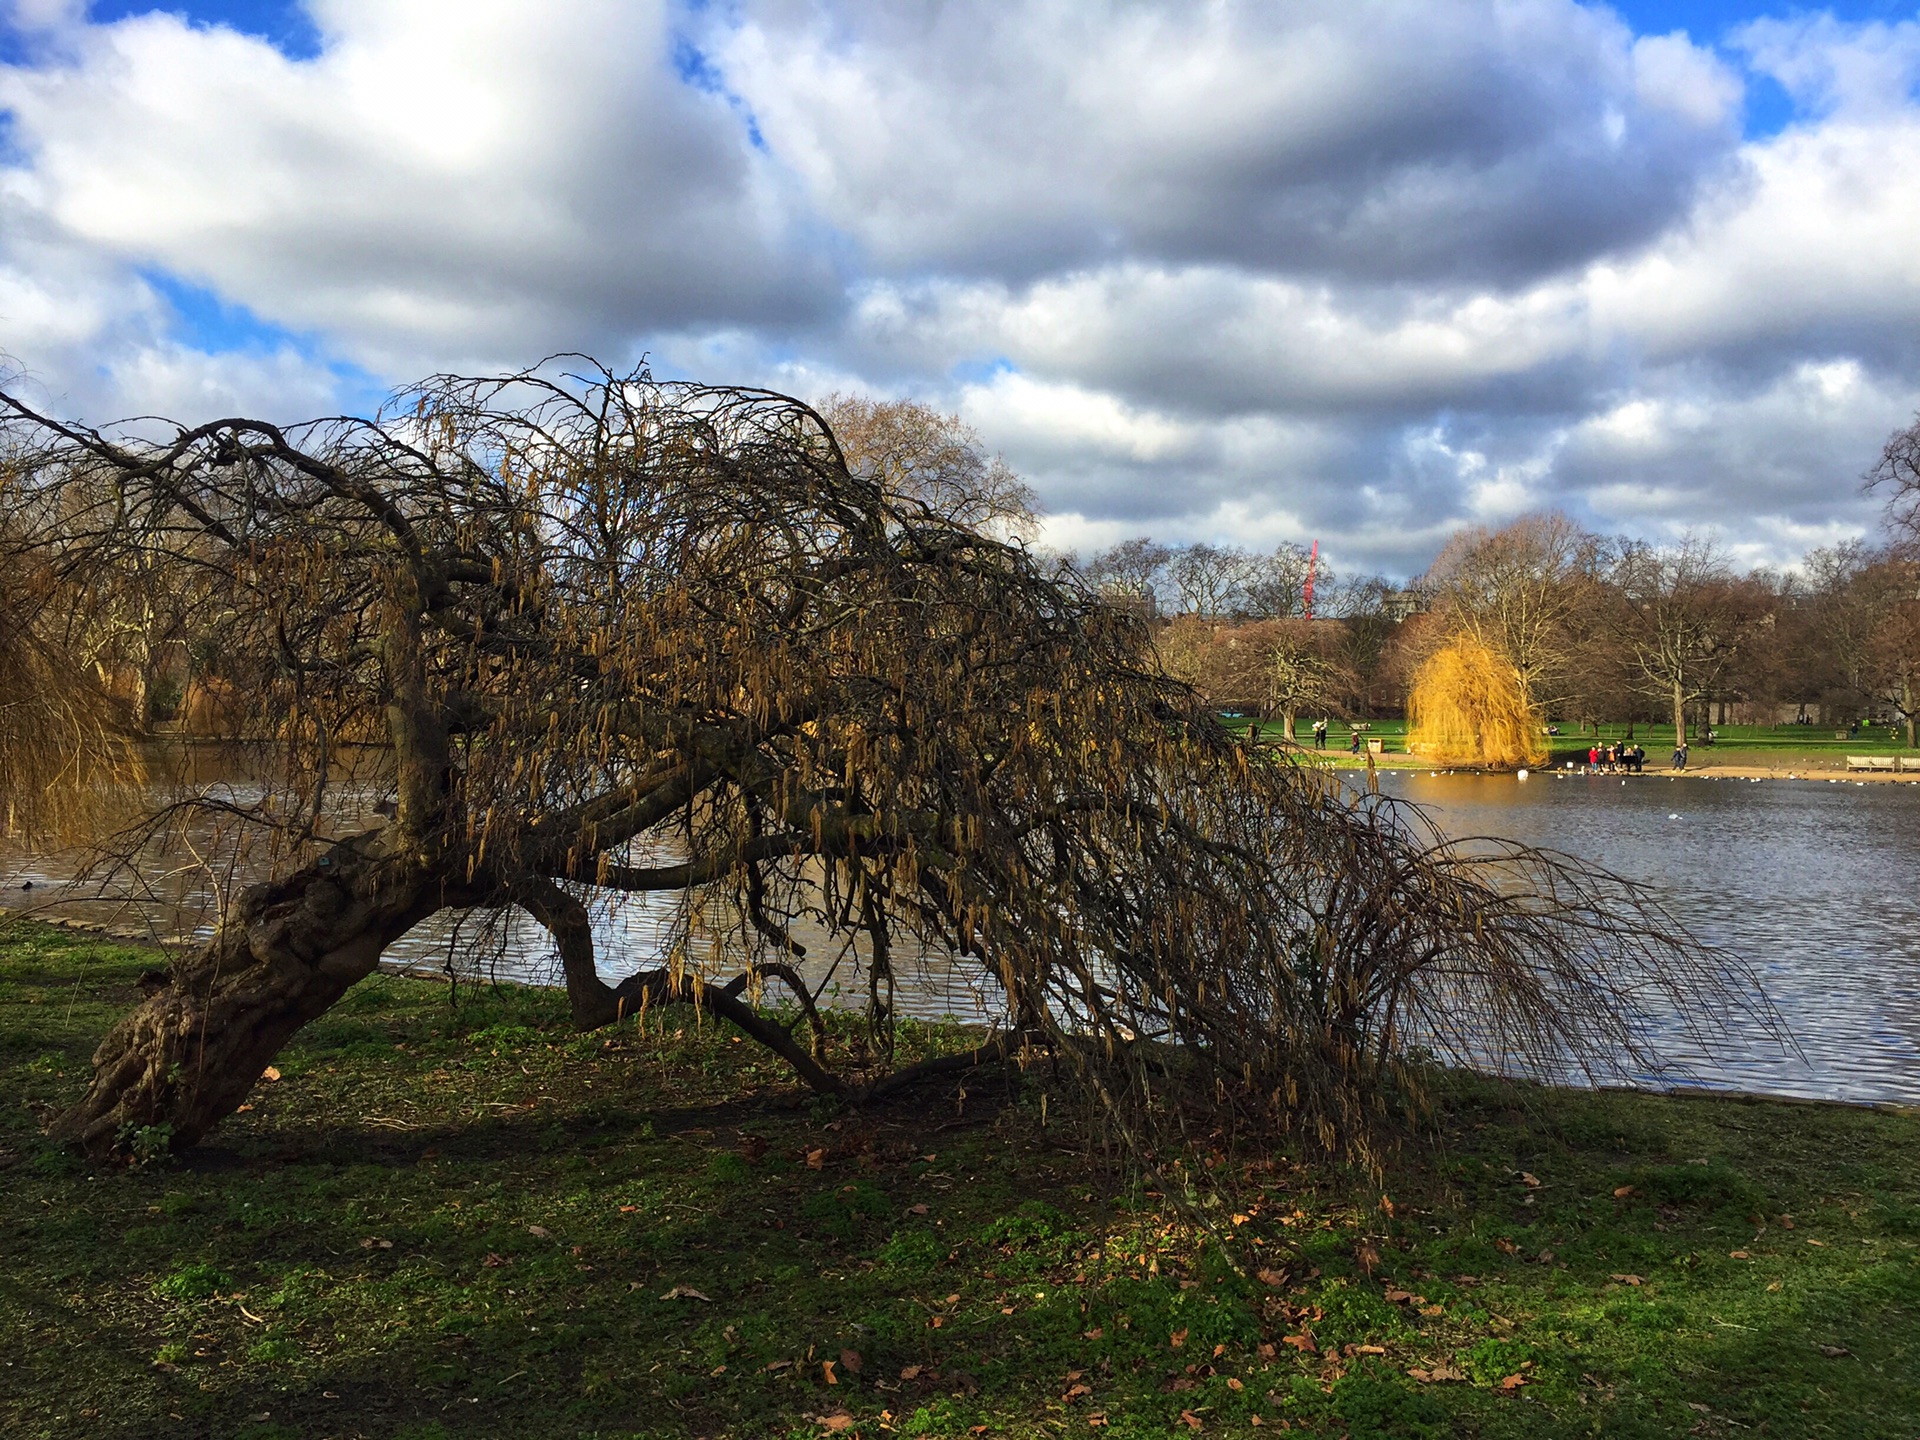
[1068,514,1920,744]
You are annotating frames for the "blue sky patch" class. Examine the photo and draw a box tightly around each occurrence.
[83,1,320,59]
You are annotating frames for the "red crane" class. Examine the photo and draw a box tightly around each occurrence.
[1303,539,1318,620]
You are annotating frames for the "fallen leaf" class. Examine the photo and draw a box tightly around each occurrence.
[1818,1344,1851,1358]
[1385,1289,1415,1304]
[1494,1237,1521,1256]
[1766,1281,1782,1293]
[527,1225,551,1238]
[1408,1364,1466,1383]
[1807,1238,1827,1247]
[1180,1411,1202,1430]
[660,1286,712,1302]
[1610,1274,1644,1286]
[945,1293,960,1305]
[819,1416,852,1433]
[619,1205,637,1213]
[1613,1185,1635,1199]
[806,1149,826,1170]
[1780,1216,1795,1229]
[261,1066,281,1082]
[822,1359,838,1386]
[899,1364,921,1380]
[839,1349,863,1375]
[709,1365,726,1376]
[1729,1250,1751,1259]
[481,1253,505,1267]
[1212,1344,1226,1359]
[765,1359,790,1372]
[1231,1213,1250,1226]
[1169,1327,1188,1349]
[1088,1415,1107,1428]
[1499,1373,1527,1391]
[1065,1382,1092,1399]
[1282,1333,1317,1353]
[1355,1241,1381,1272]
[1227,1377,1245,1390]
[908,1203,928,1215]
[237,1305,266,1324]
[235,1104,254,1113]
[360,1238,392,1250]
[1351,1345,1386,1355]
[1083,1328,1104,1340]
[1419,1304,1444,1317]
[1519,1172,1541,1188]
[1256,1268,1287,1288]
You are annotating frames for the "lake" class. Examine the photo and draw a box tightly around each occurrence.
[6,767,1919,1104]
[1375,768,1920,1105]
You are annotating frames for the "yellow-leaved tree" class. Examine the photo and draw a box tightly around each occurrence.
[1407,633,1545,769]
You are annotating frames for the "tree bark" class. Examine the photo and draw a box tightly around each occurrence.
[51,838,448,1157]
[1671,681,1686,753]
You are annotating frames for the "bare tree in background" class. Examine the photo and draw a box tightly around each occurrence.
[1613,539,1769,744]
[1420,514,1603,717]
[1081,536,1172,610]
[1242,542,1327,620]
[1866,583,1920,747]
[1232,619,1356,741]
[3,363,1756,1165]
[1167,542,1252,618]
[815,394,1037,540]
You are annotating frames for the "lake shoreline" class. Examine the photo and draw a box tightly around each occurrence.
[10,909,1916,1122]
[1301,753,1920,782]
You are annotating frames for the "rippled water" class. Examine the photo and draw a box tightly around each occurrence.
[1375,768,1920,1104]
[7,768,1919,1101]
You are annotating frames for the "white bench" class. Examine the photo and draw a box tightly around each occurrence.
[1846,755,1898,771]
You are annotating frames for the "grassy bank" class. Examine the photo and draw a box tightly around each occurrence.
[4,920,1918,1439]
[1237,718,1920,775]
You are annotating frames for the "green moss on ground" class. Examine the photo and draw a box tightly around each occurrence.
[2,918,1916,1438]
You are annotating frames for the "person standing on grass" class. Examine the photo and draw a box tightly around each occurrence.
[1350,728,1361,755]
[1672,739,1688,771]
[1313,718,1327,749]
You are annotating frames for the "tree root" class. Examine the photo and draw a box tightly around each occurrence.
[600,962,1042,1105]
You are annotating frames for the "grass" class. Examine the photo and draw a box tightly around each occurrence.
[3,918,1919,1438]
[1232,718,1920,773]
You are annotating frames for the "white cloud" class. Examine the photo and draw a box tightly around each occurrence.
[0,1,828,377]
[715,0,1739,285]
[0,1,1914,576]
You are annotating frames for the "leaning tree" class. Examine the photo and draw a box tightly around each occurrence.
[2,361,1748,1162]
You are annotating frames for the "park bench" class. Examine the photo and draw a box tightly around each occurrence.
[1846,755,1897,771]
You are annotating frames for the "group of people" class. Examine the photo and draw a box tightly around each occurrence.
[1586,741,1648,774]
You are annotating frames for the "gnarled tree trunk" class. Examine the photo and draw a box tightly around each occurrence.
[52,839,450,1156]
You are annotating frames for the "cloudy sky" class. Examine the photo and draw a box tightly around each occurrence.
[3,1,1920,576]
